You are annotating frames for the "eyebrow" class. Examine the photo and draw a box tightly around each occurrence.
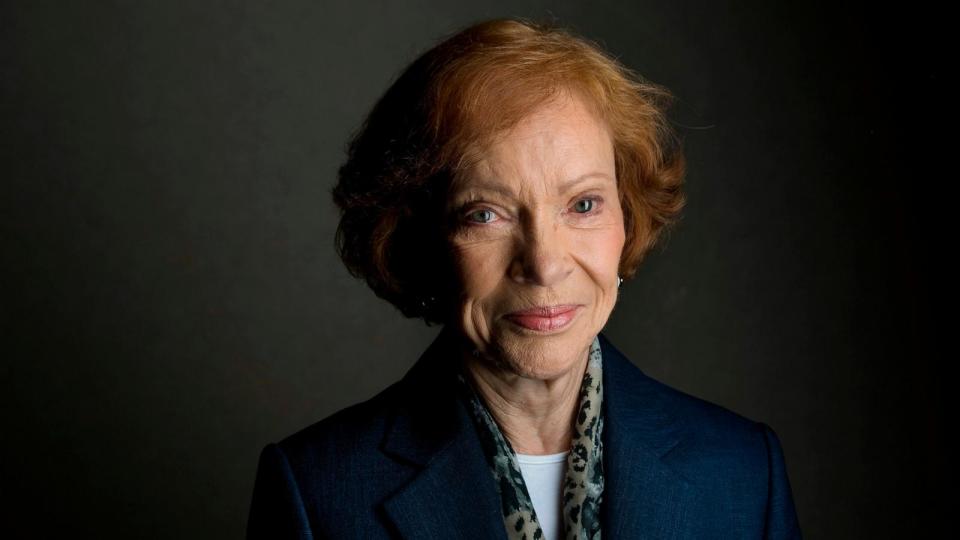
[450,172,614,200]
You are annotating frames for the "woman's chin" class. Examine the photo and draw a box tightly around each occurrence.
[490,327,592,381]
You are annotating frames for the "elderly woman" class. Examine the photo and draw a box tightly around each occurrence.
[247,17,801,540]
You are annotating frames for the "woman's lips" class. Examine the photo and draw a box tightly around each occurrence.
[503,305,581,332]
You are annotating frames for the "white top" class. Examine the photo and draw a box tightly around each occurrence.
[515,450,569,540]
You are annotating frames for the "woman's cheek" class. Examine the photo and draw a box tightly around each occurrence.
[451,240,508,314]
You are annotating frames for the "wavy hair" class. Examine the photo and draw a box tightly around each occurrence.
[333,17,687,325]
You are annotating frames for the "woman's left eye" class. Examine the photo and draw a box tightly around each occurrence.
[572,198,598,213]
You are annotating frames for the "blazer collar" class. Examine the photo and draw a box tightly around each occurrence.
[596,332,700,539]
[379,326,699,539]
[379,325,508,539]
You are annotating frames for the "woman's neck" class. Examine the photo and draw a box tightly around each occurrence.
[461,344,590,455]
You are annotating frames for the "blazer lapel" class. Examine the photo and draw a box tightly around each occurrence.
[378,328,700,539]
[379,326,508,540]
[598,332,701,539]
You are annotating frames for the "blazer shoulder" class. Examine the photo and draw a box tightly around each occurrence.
[654,373,765,447]
[602,338,798,533]
[647,375,802,537]
[600,332,765,448]
[248,375,427,537]
[628,360,787,498]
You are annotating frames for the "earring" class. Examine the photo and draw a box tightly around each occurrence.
[617,275,623,289]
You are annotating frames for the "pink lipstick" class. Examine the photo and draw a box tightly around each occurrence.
[503,304,581,332]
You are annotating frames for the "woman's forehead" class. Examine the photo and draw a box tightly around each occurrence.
[450,113,615,195]
[461,170,614,194]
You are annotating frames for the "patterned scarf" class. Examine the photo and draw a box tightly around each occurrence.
[455,336,605,540]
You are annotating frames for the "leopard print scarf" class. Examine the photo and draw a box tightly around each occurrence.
[455,336,604,540]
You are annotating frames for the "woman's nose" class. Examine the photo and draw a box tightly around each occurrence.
[509,216,573,287]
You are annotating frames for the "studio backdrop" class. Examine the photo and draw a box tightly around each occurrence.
[2,1,947,538]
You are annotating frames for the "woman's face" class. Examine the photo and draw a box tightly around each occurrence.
[445,92,625,380]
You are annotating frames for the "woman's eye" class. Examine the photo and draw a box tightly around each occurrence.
[572,198,596,213]
[466,209,496,223]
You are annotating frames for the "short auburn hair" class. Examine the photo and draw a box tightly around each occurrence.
[333,17,686,325]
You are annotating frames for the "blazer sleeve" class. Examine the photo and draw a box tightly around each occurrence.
[758,422,803,539]
[246,442,315,540]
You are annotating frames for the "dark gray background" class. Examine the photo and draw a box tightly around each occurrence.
[2,1,948,538]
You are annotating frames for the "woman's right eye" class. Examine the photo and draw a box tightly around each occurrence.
[466,209,496,224]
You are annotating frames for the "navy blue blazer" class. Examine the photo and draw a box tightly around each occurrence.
[247,327,802,539]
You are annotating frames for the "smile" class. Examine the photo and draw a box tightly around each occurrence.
[503,305,582,333]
